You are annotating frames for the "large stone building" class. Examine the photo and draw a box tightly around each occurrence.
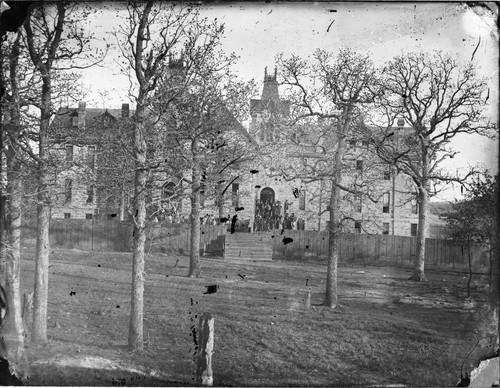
[48,67,448,238]
[210,68,437,237]
[49,102,134,220]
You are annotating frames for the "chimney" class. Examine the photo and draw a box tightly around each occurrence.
[121,103,130,118]
[397,117,405,128]
[77,101,86,128]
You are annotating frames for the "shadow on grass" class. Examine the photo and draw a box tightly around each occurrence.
[28,364,188,386]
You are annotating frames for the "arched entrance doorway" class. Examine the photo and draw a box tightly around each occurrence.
[260,187,275,204]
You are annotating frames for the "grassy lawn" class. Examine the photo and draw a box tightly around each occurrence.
[5,247,497,386]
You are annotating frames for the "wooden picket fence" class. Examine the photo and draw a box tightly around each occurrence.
[21,220,490,272]
[22,220,226,256]
[272,229,490,272]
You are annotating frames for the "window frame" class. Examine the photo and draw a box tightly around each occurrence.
[382,192,390,213]
[354,194,362,213]
[65,179,72,203]
[86,184,94,204]
[231,183,239,209]
[65,145,74,167]
[298,189,306,211]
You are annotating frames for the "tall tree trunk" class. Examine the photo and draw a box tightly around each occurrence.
[410,183,429,282]
[119,182,126,222]
[391,167,396,235]
[0,35,7,294]
[489,241,498,310]
[217,184,224,224]
[128,104,147,352]
[189,137,201,278]
[25,3,67,344]
[6,153,25,358]
[32,81,51,343]
[324,179,340,308]
[323,120,345,308]
[466,243,472,298]
[6,32,26,357]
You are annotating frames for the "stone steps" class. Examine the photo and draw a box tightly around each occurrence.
[224,232,273,261]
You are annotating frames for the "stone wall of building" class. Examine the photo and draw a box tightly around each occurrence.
[51,143,98,220]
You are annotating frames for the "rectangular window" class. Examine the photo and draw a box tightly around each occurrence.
[65,145,73,166]
[411,195,418,214]
[354,221,362,234]
[64,213,71,219]
[231,183,239,209]
[299,190,306,211]
[356,160,363,171]
[65,179,72,202]
[354,194,362,213]
[382,222,390,235]
[411,223,418,236]
[88,146,96,171]
[383,166,391,180]
[71,117,78,127]
[382,192,390,213]
[200,191,205,208]
[86,184,94,203]
[85,213,93,220]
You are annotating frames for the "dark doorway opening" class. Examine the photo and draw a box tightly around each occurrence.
[260,187,275,204]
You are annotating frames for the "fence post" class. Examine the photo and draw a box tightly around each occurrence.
[196,313,214,386]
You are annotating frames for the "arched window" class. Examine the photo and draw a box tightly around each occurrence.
[260,187,275,204]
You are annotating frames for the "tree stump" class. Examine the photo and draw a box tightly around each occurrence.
[196,313,214,386]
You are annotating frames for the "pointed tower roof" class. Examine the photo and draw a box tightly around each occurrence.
[250,66,289,116]
[261,66,280,101]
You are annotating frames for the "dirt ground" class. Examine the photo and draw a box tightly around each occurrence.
[2,247,497,386]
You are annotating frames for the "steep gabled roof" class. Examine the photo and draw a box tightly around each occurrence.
[50,105,134,143]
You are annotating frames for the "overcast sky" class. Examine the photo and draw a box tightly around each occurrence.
[80,2,498,201]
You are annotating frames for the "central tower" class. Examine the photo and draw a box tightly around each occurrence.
[249,67,289,143]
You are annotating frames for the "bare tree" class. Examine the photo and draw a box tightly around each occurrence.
[23,1,105,342]
[115,2,252,302]
[118,1,220,351]
[155,57,255,278]
[0,31,27,371]
[368,51,495,282]
[276,48,381,308]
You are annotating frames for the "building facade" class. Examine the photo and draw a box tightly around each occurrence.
[49,69,448,238]
[49,102,134,220]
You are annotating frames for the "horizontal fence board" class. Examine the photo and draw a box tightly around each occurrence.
[21,221,490,272]
[22,221,226,256]
[272,230,489,272]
